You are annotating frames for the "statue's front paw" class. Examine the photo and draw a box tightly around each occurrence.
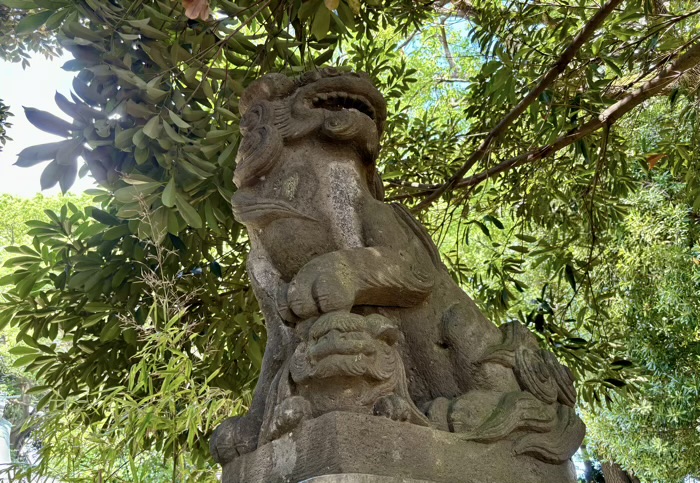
[210,416,259,465]
[373,394,411,422]
[286,258,356,319]
[268,396,312,440]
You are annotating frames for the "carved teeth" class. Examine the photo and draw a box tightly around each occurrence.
[310,91,376,120]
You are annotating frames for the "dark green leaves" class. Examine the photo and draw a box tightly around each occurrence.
[90,208,120,226]
[564,264,576,291]
[24,107,73,136]
[15,141,64,166]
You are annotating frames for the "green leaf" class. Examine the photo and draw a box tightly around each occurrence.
[483,215,504,230]
[669,88,680,107]
[162,121,187,143]
[142,116,161,139]
[9,345,38,356]
[602,57,623,77]
[43,7,69,30]
[90,208,121,226]
[162,177,176,207]
[15,10,53,35]
[611,359,633,370]
[26,385,52,395]
[472,220,490,238]
[40,160,61,190]
[311,6,331,40]
[13,353,39,367]
[210,260,222,278]
[103,224,131,240]
[99,319,121,342]
[24,107,73,136]
[15,141,65,166]
[139,206,168,243]
[515,234,537,243]
[123,328,137,345]
[113,182,161,203]
[168,110,191,129]
[58,159,77,193]
[246,337,263,369]
[174,193,202,229]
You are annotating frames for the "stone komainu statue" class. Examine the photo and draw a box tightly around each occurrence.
[211,68,585,475]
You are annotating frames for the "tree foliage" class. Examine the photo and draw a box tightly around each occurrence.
[0,0,699,479]
[583,178,700,482]
[0,98,10,152]
[0,0,60,64]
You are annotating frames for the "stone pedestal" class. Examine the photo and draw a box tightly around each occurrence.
[302,476,432,482]
[221,412,577,483]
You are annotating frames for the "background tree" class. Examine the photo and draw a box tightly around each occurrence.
[0,99,10,152]
[0,194,87,470]
[0,0,699,480]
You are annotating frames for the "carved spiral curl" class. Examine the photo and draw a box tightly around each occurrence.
[233,100,284,188]
[240,100,275,134]
[321,111,364,140]
[321,110,379,164]
[514,347,559,405]
[481,321,578,407]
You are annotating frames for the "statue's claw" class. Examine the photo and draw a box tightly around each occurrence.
[373,394,411,422]
[287,255,356,319]
[209,416,259,465]
[267,396,313,440]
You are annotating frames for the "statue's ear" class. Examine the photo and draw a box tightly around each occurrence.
[370,172,385,201]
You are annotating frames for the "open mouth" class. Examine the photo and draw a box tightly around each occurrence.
[310,92,376,120]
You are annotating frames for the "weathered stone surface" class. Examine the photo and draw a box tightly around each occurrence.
[301,476,433,483]
[221,412,577,483]
[211,68,584,482]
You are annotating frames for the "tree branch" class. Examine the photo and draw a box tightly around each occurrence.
[435,77,471,83]
[450,41,700,189]
[439,18,458,76]
[412,0,626,212]
[397,29,420,52]
[432,0,478,19]
[393,41,700,203]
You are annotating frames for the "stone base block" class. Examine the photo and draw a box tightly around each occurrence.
[221,412,577,483]
[301,476,433,482]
